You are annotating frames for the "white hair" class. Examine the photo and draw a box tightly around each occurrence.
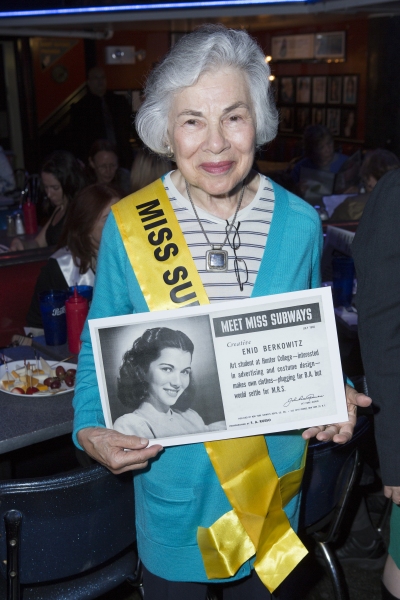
[135,24,278,156]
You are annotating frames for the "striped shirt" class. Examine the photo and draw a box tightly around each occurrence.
[163,171,275,303]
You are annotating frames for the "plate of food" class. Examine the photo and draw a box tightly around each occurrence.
[0,358,76,396]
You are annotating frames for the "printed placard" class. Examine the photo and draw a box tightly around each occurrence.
[89,287,347,447]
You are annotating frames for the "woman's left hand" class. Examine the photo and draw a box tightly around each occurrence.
[302,384,372,444]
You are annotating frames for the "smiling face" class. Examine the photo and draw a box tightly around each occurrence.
[167,67,256,200]
[145,347,192,413]
[41,171,66,207]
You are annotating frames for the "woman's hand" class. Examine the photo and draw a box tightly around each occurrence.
[302,384,372,444]
[9,237,24,252]
[77,427,163,474]
[384,486,400,505]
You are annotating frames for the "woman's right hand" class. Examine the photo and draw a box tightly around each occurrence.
[384,485,400,506]
[9,237,24,252]
[77,427,163,474]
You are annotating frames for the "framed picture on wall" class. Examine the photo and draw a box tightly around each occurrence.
[343,76,358,104]
[342,108,357,138]
[279,107,294,132]
[327,108,341,136]
[280,77,295,104]
[271,34,314,61]
[296,76,311,104]
[314,32,346,60]
[328,77,342,104]
[312,107,326,126]
[312,76,327,104]
[295,107,310,132]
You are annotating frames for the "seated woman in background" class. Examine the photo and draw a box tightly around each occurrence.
[290,125,348,185]
[10,150,85,251]
[86,139,131,196]
[130,148,173,193]
[330,148,400,222]
[26,183,121,328]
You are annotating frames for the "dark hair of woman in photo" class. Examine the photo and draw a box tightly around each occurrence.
[118,327,194,410]
[26,183,121,328]
[130,148,173,193]
[10,150,85,251]
[87,139,131,196]
[114,327,215,440]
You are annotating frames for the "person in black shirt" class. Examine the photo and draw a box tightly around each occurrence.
[69,67,132,169]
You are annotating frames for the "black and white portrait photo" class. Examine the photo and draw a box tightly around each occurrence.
[97,315,226,441]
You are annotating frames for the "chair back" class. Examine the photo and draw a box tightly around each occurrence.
[0,463,135,584]
[299,415,370,531]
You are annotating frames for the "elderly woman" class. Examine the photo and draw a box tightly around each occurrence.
[73,25,370,599]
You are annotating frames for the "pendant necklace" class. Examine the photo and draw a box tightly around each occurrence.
[185,180,245,273]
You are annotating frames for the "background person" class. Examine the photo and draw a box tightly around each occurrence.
[130,148,173,193]
[353,169,400,600]
[114,327,212,438]
[69,66,132,169]
[26,183,120,328]
[9,150,85,251]
[329,148,400,221]
[86,139,131,196]
[290,125,348,186]
[360,148,400,193]
[73,25,370,600]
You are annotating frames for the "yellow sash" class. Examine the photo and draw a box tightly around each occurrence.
[112,179,308,592]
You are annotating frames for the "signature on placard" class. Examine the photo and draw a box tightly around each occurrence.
[283,394,324,407]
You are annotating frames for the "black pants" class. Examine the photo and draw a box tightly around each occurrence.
[142,565,274,600]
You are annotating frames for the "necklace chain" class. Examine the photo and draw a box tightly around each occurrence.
[185,180,245,250]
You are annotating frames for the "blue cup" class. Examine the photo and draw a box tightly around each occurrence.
[68,285,93,307]
[39,290,67,346]
[332,256,355,307]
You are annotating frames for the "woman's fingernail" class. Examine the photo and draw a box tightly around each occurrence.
[140,438,148,444]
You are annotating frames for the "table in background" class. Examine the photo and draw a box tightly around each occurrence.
[0,339,76,455]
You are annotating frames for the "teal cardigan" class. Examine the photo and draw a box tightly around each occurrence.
[73,180,322,582]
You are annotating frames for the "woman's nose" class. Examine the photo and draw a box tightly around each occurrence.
[204,124,229,154]
[170,372,182,388]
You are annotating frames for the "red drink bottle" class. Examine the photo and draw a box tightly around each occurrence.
[66,288,88,354]
[23,199,38,234]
